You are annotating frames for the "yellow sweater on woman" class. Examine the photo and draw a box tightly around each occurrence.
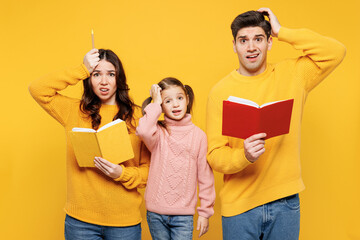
[29,64,150,226]
[206,27,346,217]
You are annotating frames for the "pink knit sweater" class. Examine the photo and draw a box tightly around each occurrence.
[136,103,215,218]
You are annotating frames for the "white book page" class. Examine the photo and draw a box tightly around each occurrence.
[72,128,96,133]
[227,96,259,108]
[72,119,123,132]
[97,119,123,132]
[260,99,288,108]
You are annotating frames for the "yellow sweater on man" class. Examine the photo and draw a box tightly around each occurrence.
[29,64,150,226]
[206,27,346,217]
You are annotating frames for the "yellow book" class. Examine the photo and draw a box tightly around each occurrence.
[69,119,134,167]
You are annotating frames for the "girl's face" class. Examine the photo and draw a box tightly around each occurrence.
[161,86,188,121]
[90,60,117,105]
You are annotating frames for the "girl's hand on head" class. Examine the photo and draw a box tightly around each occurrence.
[197,216,209,238]
[83,49,100,74]
[94,157,122,179]
[150,84,162,105]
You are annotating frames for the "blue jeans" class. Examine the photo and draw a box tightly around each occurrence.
[146,211,193,240]
[65,215,141,240]
[222,194,300,240]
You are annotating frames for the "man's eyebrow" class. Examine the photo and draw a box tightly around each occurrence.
[238,34,266,39]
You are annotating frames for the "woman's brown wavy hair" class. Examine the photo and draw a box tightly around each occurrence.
[80,49,136,131]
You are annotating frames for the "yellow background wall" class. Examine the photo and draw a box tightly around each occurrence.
[1,0,359,239]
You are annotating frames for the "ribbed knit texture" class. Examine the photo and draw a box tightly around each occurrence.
[136,103,215,218]
[207,27,346,217]
[29,64,150,226]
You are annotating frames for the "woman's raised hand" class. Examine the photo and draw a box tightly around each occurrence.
[83,49,100,74]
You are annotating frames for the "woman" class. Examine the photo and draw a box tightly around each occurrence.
[29,48,149,240]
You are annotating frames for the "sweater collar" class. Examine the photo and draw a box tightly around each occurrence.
[231,63,274,83]
[164,114,193,126]
[99,104,119,117]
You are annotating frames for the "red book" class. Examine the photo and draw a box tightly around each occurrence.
[222,97,294,139]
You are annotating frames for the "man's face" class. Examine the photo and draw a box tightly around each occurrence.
[233,26,272,76]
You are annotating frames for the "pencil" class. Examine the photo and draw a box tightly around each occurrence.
[91,29,95,49]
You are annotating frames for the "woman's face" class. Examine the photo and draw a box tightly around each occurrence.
[90,60,117,105]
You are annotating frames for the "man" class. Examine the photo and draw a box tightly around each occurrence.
[206,8,346,240]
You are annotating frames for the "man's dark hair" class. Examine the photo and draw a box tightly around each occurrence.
[231,11,271,41]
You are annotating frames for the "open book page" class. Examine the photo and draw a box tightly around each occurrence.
[260,99,290,108]
[228,96,290,109]
[72,128,96,132]
[71,119,123,133]
[227,96,259,108]
[97,119,123,132]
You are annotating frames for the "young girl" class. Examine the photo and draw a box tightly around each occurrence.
[136,78,215,239]
[29,48,149,240]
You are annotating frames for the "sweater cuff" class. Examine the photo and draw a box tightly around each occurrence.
[242,148,253,164]
[113,165,129,182]
[144,103,162,118]
[79,63,91,79]
[278,27,306,45]
[197,208,214,219]
[277,27,292,42]
[233,148,252,170]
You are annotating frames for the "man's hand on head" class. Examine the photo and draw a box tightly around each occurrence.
[257,8,281,38]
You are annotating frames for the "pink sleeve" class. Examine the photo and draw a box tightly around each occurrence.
[136,103,162,152]
[197,131,216,218]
